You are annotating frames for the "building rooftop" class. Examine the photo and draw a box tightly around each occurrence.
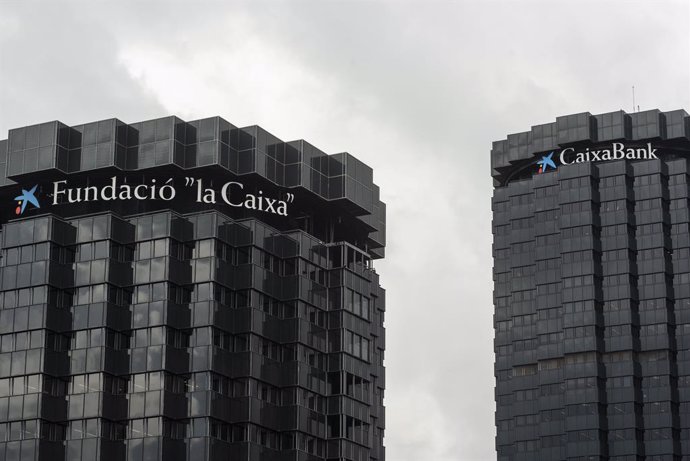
[491,109,690,186]
[0,116,385,258]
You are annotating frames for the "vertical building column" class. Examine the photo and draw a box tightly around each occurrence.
[559,164,608,459]
[599,162,642,459]
[534,175,565,459]
[127,212,192,461]
[0,217,73,461]
[492,187,514,460]
[505,181,540,460]
[65,214,134,461]
[633,161,681,457]
[669,158,690,452]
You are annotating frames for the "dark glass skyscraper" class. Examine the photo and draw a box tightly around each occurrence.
[492,109,690,459]
[0,116,386,461]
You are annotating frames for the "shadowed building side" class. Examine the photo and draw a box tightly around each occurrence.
[0,115,386,461]
[492,109,690,460]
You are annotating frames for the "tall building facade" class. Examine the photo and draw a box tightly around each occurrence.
[0,116,386,461]
[492,109,690,459]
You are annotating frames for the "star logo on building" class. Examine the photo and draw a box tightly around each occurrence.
[537,152,557,174]
[14,185,40,215]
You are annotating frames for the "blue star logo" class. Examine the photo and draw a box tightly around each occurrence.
[14,185,40,215]
[537,152,557,173]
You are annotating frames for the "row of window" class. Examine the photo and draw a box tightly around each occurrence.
[670,199,690,210]
[197,240,249,265]
[602,224,633,237]
[0,375,42,397]
[562,201,594,214]
[136,239,191,262]
[638,222,668,236]
[564,275,596,288]
[512,290,536,301]
[132,282,190,304]
[0,330,67,353]
[495,272,690,294]
[601,199,629,212]
[533,184,558,199]
[540,382,565,396]
[1,243,71,267]
[131,327,189,349]
[669,174,688,185]
[0,420,65,442]
[562,226,596,238]
[535,209,559,222]
[0,370,375,411]
[511,241,534,254]
[0,211,374,267]
[539,332,563,346]
[63,418,313,448]
[511,217,533,230]
[599,175,629,188]
[505,351,677,375]
[634,174,663,186]
[512,313,536,326]
[0,285,130,309]
[343,330,371,361]
[539,306,563,319]
[74,284,132,306]
[565,301,598,313]
[68,418,126,440]
[561,177,591,190]
[509,194,533,206]
[502,374,681,395]
[73,328,131,350]
[76,241,134,263]
[512,265,535,278]
[636,198,665,211]
[344,288,371,320]
[0,327,190,352]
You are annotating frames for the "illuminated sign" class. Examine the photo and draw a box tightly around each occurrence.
[14,185,40,215]
[537,152,557,174]
[15,177,296,217]
[536,143,659,173]
[560,142,658,165]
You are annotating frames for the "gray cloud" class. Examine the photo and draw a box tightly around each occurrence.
[1,1,688,459]
[0,1,167,131]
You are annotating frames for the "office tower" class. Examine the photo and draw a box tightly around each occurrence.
[492,109,690,459]
[0,116,386,461]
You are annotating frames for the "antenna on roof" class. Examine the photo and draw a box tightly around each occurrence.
[632,85,635,112]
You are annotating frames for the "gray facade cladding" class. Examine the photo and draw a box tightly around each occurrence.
[0,116,386,461]
[492,109,690,460]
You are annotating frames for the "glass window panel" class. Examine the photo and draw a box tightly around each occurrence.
[133,374,146,392]
[86,419,99,438]
[131,419,144,438]
[87,374,101,393]
[73,375,86,394]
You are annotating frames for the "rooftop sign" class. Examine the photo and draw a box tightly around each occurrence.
[537,142,659,174]
[560,142,658,165]
[13,176,296,217]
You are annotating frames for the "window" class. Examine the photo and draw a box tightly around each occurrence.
[344,288,371,320]
[343,330,370,361]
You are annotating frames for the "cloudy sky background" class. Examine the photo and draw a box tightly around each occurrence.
[1,0,689,459]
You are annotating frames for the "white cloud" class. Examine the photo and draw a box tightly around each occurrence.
[386,385,458,460]
[116,13,363,146]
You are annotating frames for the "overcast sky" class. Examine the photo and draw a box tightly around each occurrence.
[1,0,689,459]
